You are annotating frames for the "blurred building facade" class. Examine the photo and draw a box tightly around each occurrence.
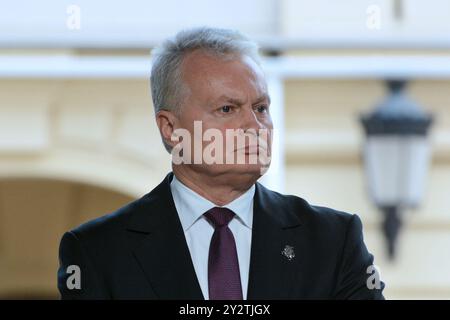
[1,0,450,299]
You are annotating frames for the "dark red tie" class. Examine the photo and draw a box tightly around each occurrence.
[204,207,243,300]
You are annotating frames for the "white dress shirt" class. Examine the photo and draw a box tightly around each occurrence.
[170,174,255,300]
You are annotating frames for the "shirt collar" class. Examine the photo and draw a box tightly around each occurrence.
[170,174,255,232]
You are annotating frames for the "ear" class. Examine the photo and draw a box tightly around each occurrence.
[156,109,178,149]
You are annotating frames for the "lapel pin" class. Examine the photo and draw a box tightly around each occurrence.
[282,245,295,261]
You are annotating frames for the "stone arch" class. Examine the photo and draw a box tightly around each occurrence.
[0,176,138,299]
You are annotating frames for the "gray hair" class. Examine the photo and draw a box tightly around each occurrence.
[150,27,261,152]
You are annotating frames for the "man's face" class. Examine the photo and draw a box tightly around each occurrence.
[171,49,273,179]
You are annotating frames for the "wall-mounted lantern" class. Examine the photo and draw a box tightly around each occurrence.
[360,80,433,260]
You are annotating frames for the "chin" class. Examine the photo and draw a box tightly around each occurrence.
[207,163,269,178]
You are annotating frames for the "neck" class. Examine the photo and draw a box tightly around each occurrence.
[172,165,256,206]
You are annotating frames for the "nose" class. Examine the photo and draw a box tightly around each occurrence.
[241,106,263,133]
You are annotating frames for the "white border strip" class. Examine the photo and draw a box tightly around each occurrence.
[1,55,450,79]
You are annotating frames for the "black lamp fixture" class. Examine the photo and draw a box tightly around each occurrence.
[360,80,434,260]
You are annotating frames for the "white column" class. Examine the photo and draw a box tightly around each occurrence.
[258,75,285,192]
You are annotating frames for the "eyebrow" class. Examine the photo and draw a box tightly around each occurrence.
[213,94,271,106]
[253,94,271,106]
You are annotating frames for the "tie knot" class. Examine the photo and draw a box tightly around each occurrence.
[204,207,235,228]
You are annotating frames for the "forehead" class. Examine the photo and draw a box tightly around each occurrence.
[180,50,267,101]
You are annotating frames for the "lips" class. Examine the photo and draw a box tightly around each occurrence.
[235,145,265,154]
[245,145,259,153]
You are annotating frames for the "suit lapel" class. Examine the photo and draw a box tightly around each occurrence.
[126,173,204,299]
[125,173,305,300]
[247,183,304,299]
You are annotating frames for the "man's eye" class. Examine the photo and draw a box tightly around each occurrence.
[220,105,232,113]
[256,105,268,113]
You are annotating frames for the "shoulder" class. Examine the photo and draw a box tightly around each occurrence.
[63,173,172,250]
[67,193,150,244]
[256,182,358,233]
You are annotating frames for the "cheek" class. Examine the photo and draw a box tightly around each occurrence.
[177,108,206,129]
[264,112,274,126]
[202,115,235,131]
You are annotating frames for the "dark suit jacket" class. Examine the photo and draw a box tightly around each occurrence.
[58,172,385,299]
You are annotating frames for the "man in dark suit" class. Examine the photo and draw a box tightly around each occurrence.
[58,27,384,300]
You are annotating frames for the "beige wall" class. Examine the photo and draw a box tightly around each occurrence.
[1,75,449,299]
